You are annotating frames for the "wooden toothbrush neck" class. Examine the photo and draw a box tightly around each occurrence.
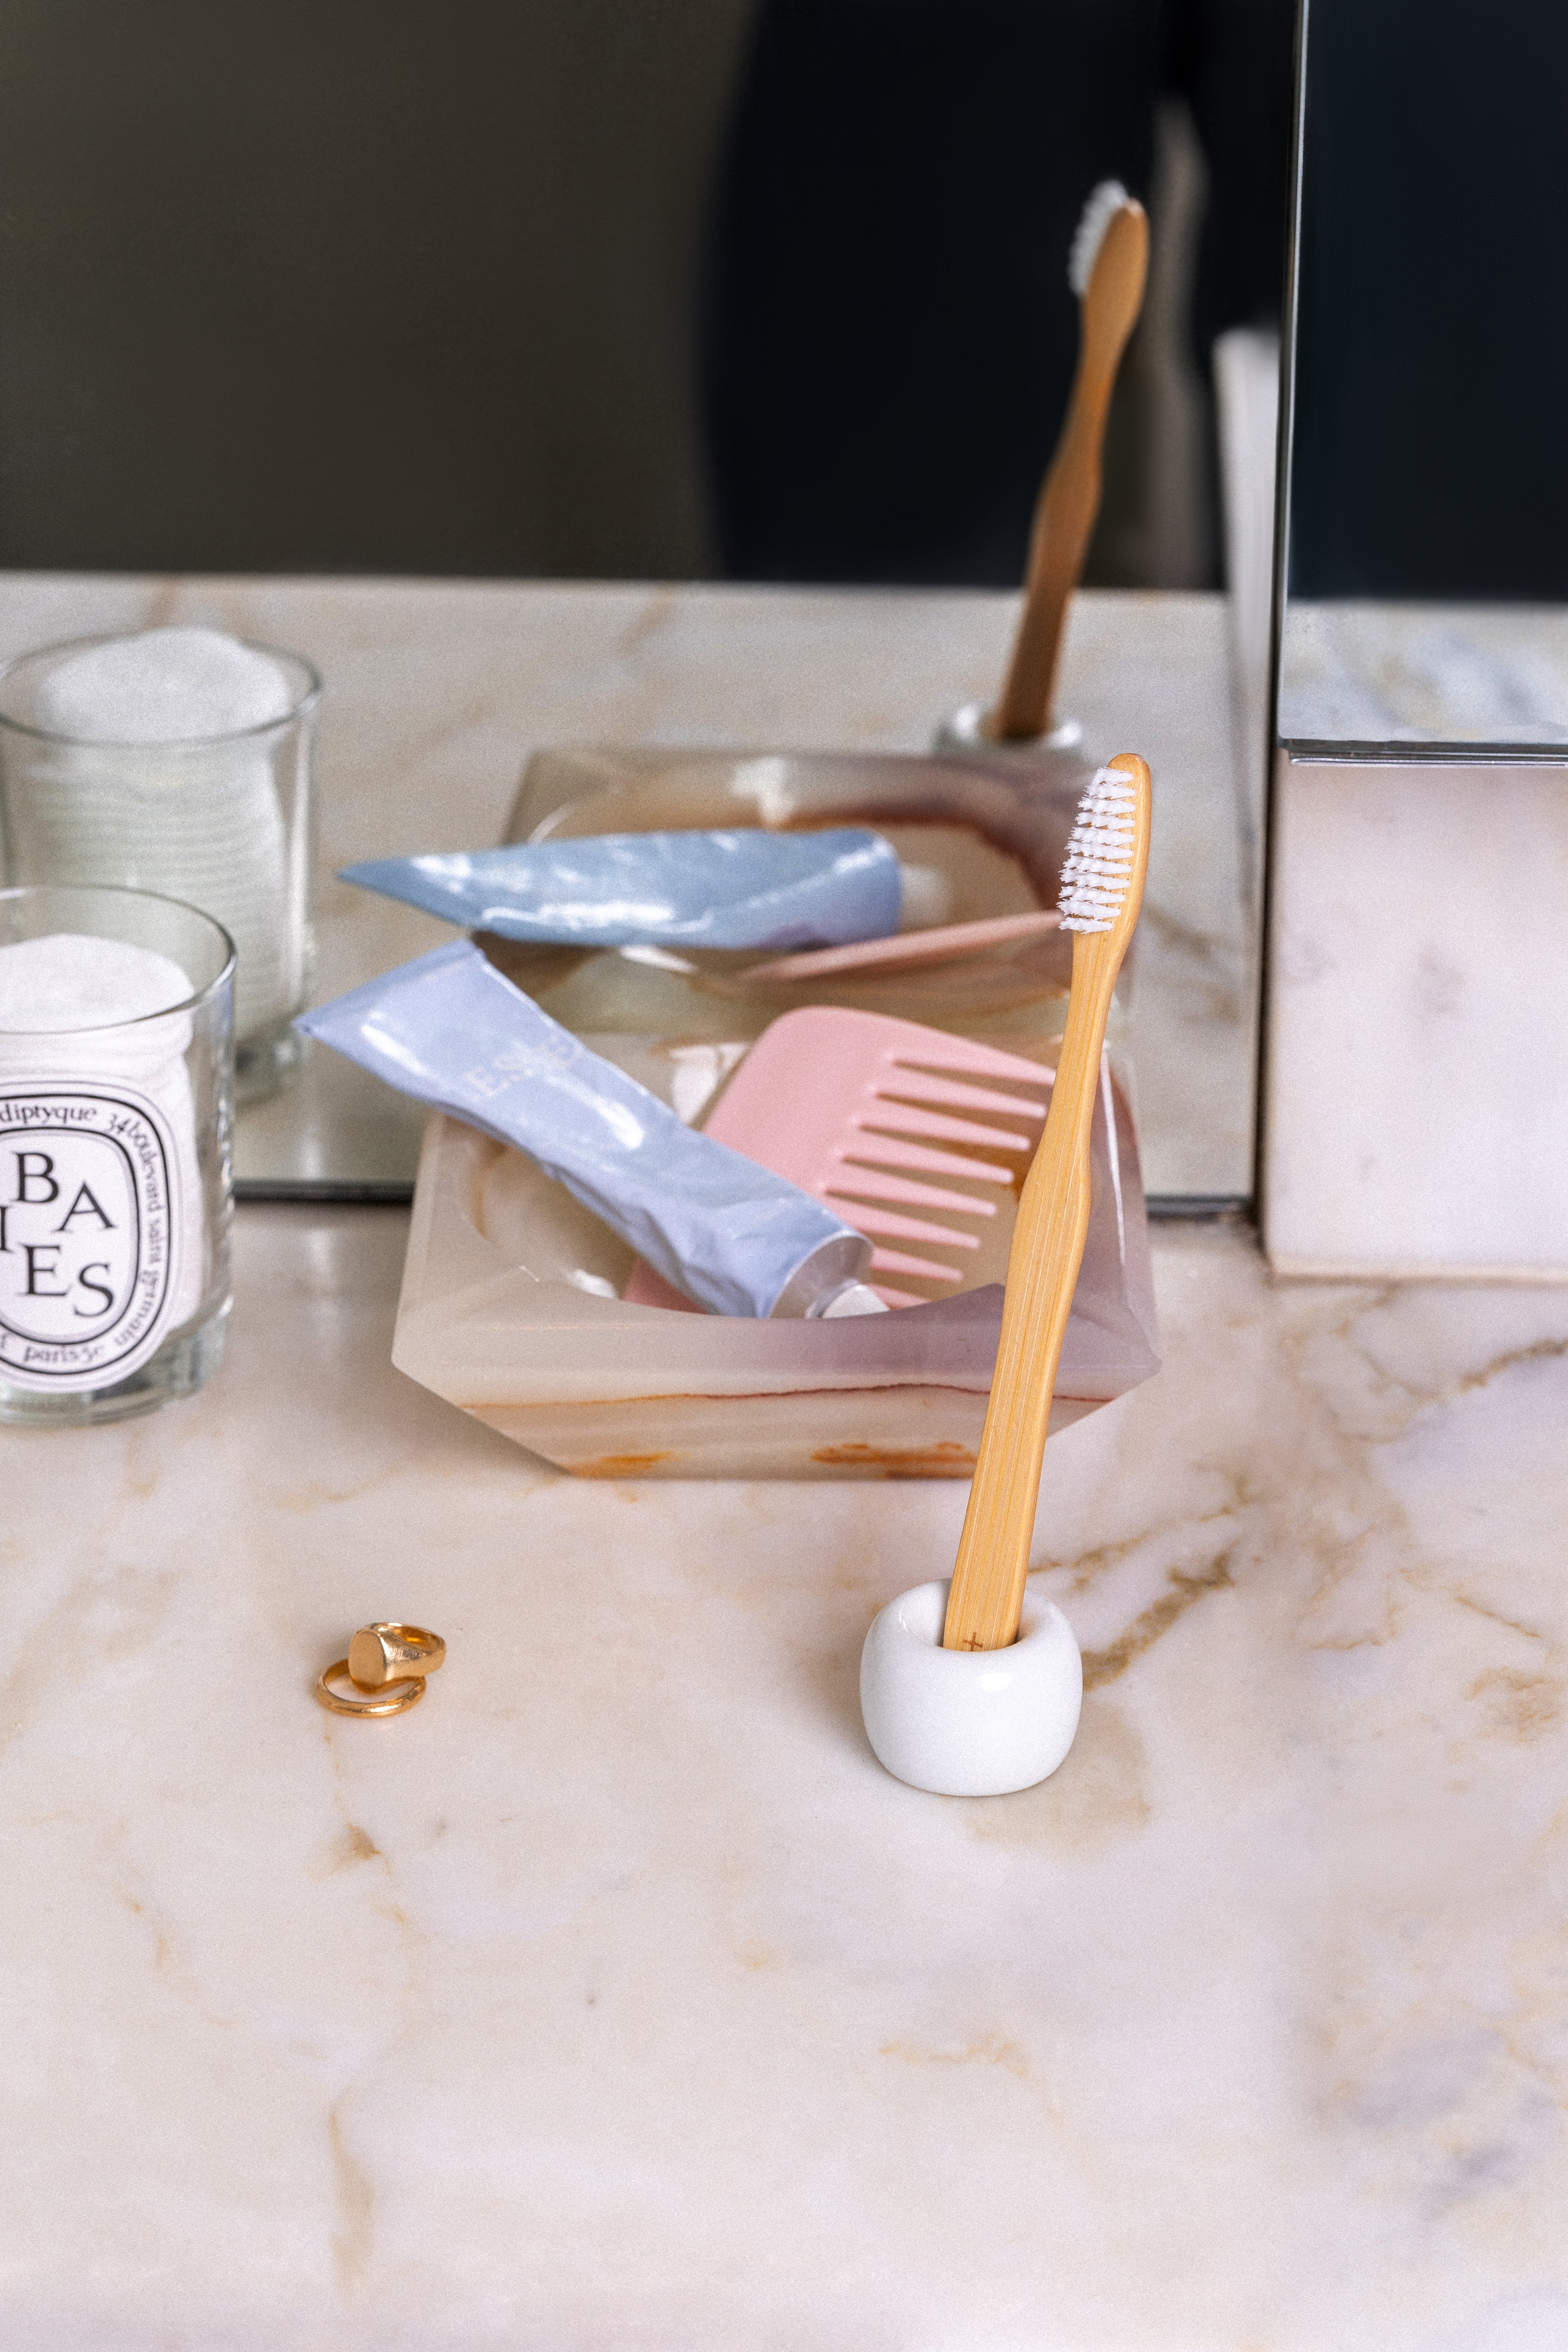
[1068,926,1122,1002]
[1053,932,1122,1081]
[1075,317,1127,404]
[1080,211,1148,390]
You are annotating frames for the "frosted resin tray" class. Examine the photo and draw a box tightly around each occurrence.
[392,743,1157,1477]
[393,1066,1157,1479]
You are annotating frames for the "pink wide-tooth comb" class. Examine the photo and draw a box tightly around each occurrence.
[623,1006,1055,1312]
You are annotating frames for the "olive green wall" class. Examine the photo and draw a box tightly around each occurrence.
[0,0,756,576]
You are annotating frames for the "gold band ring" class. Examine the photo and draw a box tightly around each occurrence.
[316,1660,426,1718]
[347,1622,447,1689]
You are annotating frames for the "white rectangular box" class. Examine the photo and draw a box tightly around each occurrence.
[1262,750,1568,1279]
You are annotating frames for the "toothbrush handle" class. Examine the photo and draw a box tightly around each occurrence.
[993,206,1148,744]
[992,371,1112,744]
[943,930,1117,1653]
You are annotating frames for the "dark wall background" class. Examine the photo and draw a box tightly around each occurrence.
[0,0,1290,585]
[0,0,753,576]
[1289,0,1568,600]
[704,0,1294,589]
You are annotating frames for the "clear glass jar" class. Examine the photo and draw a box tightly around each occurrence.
[0,633,318,1102]
[0,883,234,1425]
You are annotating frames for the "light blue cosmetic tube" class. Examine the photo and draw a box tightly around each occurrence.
[339,827,903,950]
[295,943,880,1319]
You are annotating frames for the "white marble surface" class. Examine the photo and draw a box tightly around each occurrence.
[4,1204,1568,2348]
[0,575,1254,1201]
[1264,752,1568,1279]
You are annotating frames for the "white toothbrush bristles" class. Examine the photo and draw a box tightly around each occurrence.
[1057,764,1138,933]
[1068,179,1133,298]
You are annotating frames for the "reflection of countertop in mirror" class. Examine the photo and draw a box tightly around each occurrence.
[4,1203,1566,2346]
[1280,599,1568,746]
[0,575,1256,1205]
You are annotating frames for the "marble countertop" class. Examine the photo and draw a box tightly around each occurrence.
[5,1206,1567,2348]
[3,578,1565,2349]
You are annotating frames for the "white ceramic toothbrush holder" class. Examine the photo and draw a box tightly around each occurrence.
[933,702,1083,762]
[860,1576,1083,1796]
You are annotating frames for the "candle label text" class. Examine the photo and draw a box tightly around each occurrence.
[0,1087,188,1392]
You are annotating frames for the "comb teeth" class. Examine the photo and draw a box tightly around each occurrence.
[866,1245,966,1283]
[824,1061,1045,1227]
[854,1100,1033,1157]
[809,1058,1046,1291]
[878,1064,1049,1122]
[823,1198,983,1250]
[827,1167,995,1220]
[1058,764,1138,934]
[843,1134,1014,1187]
[794,1062,1046,1297]
[623,1007,1060,1315]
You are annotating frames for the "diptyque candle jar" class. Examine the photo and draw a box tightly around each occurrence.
[0,884,234,1425]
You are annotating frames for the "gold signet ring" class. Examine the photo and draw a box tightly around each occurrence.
[347,1623,447,1689]
[316,1660,426,1718]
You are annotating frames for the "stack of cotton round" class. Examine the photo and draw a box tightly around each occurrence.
[21,629,294,1044]
[34,630,291,744]
[0,933,203,1343]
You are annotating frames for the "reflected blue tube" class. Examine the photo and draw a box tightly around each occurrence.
[340,827,902,950]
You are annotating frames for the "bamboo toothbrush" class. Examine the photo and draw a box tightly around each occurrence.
[990,184,1149,744]
[942,753,1151,1653]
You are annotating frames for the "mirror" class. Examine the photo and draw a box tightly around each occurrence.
[1278,0,1568,753]
[0,5,1299,1212]
[215,579,1257,1212]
